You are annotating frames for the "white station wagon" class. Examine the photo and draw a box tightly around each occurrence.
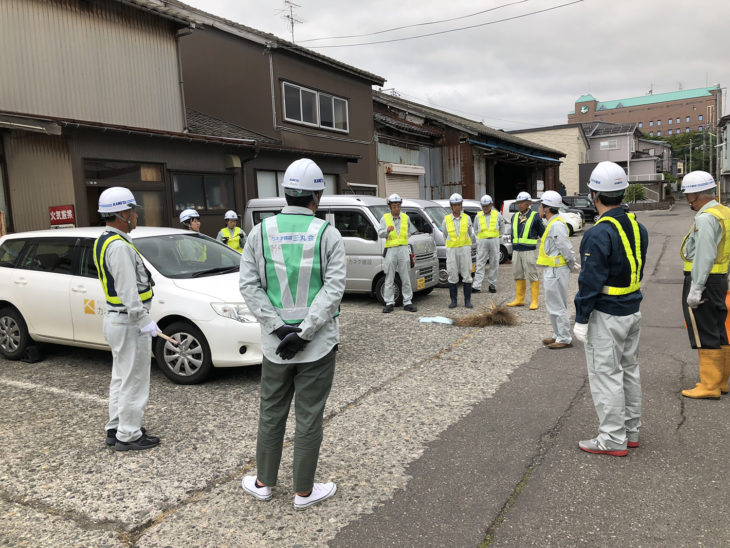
[0,226,262,384]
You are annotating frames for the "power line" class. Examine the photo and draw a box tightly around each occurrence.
[306,1,584,49]
[298,0,533,43]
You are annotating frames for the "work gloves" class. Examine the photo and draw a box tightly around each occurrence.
[687,284,705,308]
[140,320,159,337]
[573,322,588,344]
[273,325,308,360]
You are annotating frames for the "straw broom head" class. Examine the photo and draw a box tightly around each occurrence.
[452,300,518,327]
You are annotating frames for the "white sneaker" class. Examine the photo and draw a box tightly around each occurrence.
[293,482,337,510]
[242,475,272,501]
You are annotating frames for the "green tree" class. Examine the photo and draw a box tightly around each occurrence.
[644,130,716,173]
[625,183,646,203]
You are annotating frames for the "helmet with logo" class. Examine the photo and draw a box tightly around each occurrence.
[98,187,137,214]
[449,193,463,204]
[179,208,200,224]
[224,210,238,221]
[480,194,493,206]
[516,191,532,202]
[587,161,629,192]
[282,158,326,195]
[540,190,563,208]
[681,170,716,194]
[387,193,403,204]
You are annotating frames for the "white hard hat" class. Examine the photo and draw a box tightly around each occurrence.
[98,187,137,214]
[224,210,238,220]
[387,193,403,204]
[540,190,563,208]
[480,194,493,206]
[516,191,532,202]
[282,158,325,194]
[179,208,200,224]
[449,193,463,204]
[587,161,629,192]
[681,170,716,193]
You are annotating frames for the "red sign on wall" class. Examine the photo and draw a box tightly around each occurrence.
[49,204,75,226]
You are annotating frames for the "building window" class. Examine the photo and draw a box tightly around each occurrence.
[677,118,681,124]
[657,120,661,126]
[698,126,703,131]
[256,170,336,198]
[599,139,618,150]
[649,121,654,127]
[686,116,690,122]
[282,82,349,132]
[668,118,672,125]
[657,131,661,136]
[668,129,673,135]
[699,114,703,121]
[686,127,690,133]
[649,131,653,136]
[172,173,234,212]
[638,122,643,128]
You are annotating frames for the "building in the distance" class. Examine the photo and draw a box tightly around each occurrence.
[567,86,722,137]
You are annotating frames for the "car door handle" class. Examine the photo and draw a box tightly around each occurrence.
[71,285,87,293]
[13,278,27,286]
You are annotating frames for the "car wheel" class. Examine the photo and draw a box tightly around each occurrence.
[568,224,575,237]
[0,307,32,360]
[417,287,434,296]
[499,246,508,264]
[374,275,403,306]
[437,261,449,287]
[154,321,213,384]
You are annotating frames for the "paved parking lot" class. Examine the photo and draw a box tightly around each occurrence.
[0,253,572,547]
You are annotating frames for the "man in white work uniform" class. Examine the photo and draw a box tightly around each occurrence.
[441,193,475,308]
[472,194,505,294]
[378,193,418,313]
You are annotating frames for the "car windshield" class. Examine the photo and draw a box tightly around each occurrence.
[368,205,389,220]
[135,233,241,279]
[425,206,448,227]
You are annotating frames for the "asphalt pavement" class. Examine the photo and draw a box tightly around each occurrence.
[2,205,728,547]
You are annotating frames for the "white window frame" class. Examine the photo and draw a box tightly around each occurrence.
[599,139,618,150]
[282,82,349,133]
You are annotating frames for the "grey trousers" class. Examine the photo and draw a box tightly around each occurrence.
[384,245,412,305]
[257,348,336,492]
[512,249,539,281]
[585,310,642,449]
[543,266,571,344]
[103,312,152,442]
[446,245,472,284]
[472,238,500,290]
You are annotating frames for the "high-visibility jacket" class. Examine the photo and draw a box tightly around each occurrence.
[596,212,643,295]
[445,213,470,248]
[261,214,338,324]
[476,210,499,239]
[681,204,730,274]
[384,213,409,248]
[221,226,244,252]
[537,216,568,267]
[93,231,153,306]
[512,211,539,245]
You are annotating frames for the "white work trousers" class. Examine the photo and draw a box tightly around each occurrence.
[103,312,152,442]
[446,246,472,284]
[543,266,571,344]
[384,245,413,305]
[472,238,500,290]
[585,310,642,449]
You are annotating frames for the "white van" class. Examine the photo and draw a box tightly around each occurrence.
[243,195,439,304]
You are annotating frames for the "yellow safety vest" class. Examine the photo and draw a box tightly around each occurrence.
[512,211,539,245]
[222,226,244,252]
[476,210,499,239]
[596,213,643,295]
[383,213,409,248]
[93,232,153,306]
[445,213,470,248]
[681,204,730,274]
[537,216,568,267]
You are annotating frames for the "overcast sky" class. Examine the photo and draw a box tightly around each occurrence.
[182,0,730,131]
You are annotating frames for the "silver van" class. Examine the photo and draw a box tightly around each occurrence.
[243,195,439,304]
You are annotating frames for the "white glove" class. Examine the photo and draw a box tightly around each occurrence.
[687,284,705,308]
[571,262,581,273]
[140,320,159,337]
[573,322,588,344]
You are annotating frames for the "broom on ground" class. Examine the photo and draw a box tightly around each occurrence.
[451,300,518,327]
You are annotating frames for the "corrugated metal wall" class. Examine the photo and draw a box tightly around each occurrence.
[4,133,75,232]
[0,0,183,132]
[377,143,420,166]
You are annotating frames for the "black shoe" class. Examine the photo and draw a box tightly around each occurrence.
[489,285,496,293]
[471,287,481,293]
[106,427,146,446]
[115,433,160,452]
[383,304,394,313]
[403,304,418,312]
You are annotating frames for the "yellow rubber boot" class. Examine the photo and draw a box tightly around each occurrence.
[682,349,723,399]
[507,280,526,307]
[529,281,540,310]
[720,345,730,394]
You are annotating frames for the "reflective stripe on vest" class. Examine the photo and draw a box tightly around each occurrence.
[681,204,730,274]
[384,213,409,248]
[222,226,243,251]
[536,216,568,267]
[596,213,642,295]
[477,210,499,239]
[445,213,470,248]
[512,211,538,245]
[262,214,335,324]
[92,232,153,306]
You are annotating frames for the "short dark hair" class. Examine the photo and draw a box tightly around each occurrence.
[285,192,315,208]
[548,207,560,215]
[592,190,624,206]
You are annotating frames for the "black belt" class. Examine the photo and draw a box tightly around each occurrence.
[108,309,128,314]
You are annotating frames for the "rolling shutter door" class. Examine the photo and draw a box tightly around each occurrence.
[385,173,419,198]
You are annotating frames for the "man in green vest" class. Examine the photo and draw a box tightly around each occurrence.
[378,193,418,313]
[239,158,346,509]
[217,210,245,252]
[679,170,730,399]
[472,194,505,294]
[93,186,160,451]
[507,191,545,309]
[440,193,475,308]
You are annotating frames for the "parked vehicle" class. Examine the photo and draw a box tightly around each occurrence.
[243,195,439,304]
[501,199,583,236]
[0,227,262,384]
[562,195,599,223]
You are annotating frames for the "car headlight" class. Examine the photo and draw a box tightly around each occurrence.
[210,303,257,323]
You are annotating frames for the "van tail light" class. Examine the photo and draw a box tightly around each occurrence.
[410,252,415,268]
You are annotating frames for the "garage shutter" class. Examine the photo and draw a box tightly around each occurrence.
[385,174,419,198]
